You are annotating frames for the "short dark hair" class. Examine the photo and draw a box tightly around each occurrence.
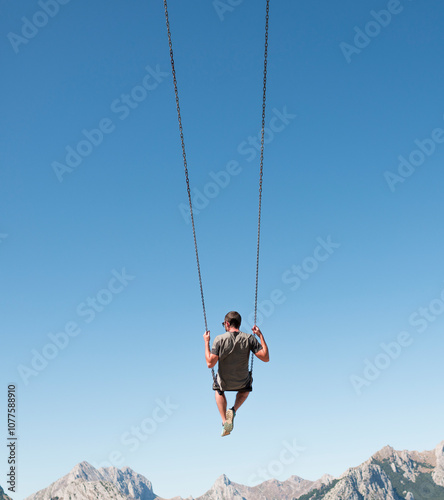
[224,311,241,329]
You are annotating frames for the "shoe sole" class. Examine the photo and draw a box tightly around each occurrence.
[224,409,235,433]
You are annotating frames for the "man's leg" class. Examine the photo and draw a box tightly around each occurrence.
[234,390,249,412]
[215,391,227,423]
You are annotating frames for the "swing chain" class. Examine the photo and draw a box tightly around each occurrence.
[254,0,270,328]
[163,0,208,332]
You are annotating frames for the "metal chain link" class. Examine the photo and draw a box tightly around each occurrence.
[163,0,208,333]
[251,0,270,375]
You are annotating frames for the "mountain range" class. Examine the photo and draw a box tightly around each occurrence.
[5,439,443,499]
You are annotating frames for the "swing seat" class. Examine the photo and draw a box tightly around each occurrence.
[212,371,253,395]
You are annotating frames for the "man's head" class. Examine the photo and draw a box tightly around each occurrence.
[222,311,241,330]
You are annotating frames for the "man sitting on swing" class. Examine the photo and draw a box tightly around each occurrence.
[203,311,269,437]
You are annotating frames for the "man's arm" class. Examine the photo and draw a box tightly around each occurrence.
[252,325,269,362]
[203,331,219,368]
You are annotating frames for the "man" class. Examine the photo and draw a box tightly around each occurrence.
[203,311,269,437]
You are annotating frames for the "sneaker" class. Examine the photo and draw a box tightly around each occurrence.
[224,408,236,433]
[221,424,231,437]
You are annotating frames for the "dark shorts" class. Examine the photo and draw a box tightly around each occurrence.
[213,374,253,395]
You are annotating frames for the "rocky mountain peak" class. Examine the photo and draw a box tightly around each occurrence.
[213,473,231,487]
[25,462,155,500]
[372,444,395,461]
[69,461,102,482]
[319,473,335,485]
[99,465,154,500]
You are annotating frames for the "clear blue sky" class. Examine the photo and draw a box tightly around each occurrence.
[1,1,444,498]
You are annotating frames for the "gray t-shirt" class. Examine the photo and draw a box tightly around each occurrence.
[212,331,262,391]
